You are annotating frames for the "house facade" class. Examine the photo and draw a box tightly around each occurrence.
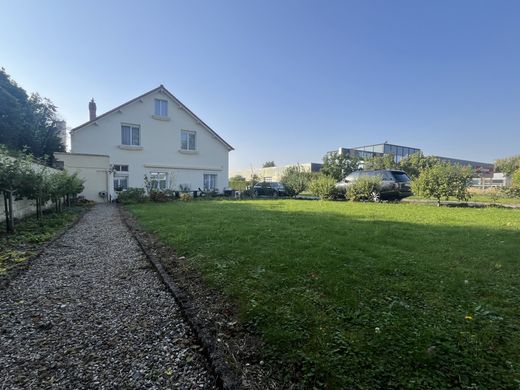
[57,85,233,202]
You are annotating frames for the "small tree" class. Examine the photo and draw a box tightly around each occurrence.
[412,163,473,206]
[262,161,275,168]
[229,175,248,191]
[48,170,71,212]
[398,153,440,179]
[495,155,520,177]
[281,165,313,195]
[364,154,398,170]
[321,152,359,181]
[0,146,34,232]
[308,174,337,200]
[18,165,52,219]
[346,176,382,202]
[511,168,520,188]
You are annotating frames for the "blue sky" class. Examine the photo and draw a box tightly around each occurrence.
[1,0,519,170]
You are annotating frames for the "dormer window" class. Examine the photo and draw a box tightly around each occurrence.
[154,99,168,117]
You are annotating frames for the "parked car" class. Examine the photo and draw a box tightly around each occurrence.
[253,181,287,197]
[336,169,413,200]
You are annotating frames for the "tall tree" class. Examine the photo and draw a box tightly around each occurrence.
[398,153,440,179]
[0,68,64,163]
[321,152,359,181]
[263,161,275,168]
[364,154,398,170]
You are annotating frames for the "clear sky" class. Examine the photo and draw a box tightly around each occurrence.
[1,0,519,170]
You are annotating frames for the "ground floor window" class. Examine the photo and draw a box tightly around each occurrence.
[203,174,217,191]
[149,172,167,190]
[114,177,128,191]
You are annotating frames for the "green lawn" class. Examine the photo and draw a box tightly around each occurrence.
[129,200,520,388]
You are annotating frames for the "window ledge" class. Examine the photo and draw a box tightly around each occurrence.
[178,149,198,155]
[151,115,171,121]
[119,145,143,151]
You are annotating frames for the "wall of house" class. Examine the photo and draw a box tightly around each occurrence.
[70,89,230,197]
[54,153,110,203]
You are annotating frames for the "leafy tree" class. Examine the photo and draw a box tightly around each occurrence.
[0,146,34,232]
[412,162,473,206]
[17,164,52,219]
[229,175,248,191]
[495,155,520,177]
[321,152,359,181]
[364,154,398,170]
[308,174,337,200]
[398,153,440,179]
[0,68,65,163]
[263,161,276,168]
[281,165,313,195]
[512,168,520,188]
[346,176,382,202]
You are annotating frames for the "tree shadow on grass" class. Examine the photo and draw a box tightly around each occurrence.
[131,201,520,388]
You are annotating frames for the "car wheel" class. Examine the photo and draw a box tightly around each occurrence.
[371,191,381,203]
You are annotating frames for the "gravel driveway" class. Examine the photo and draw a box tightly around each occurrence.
[0,205,216,389]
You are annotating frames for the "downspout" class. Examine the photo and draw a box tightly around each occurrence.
[106,169,110,203]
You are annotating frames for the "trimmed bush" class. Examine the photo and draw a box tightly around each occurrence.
[346,176,382,202]
[179,192,193,202]
[117,188,147,204]
[308,175,337,200]
[502,186,520,198]
[281,165,313,195]
[149,190,170,203]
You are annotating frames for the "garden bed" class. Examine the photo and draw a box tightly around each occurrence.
[0,206,88,288]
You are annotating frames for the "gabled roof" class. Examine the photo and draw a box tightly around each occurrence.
[70,85,234,151]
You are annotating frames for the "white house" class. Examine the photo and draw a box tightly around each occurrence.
[56,85,233,202]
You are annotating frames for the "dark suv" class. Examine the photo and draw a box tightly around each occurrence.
[253,181,287,197]
[336,170,412,200]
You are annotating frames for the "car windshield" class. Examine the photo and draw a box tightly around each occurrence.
[391,171,411,182]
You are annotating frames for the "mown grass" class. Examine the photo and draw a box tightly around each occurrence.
[129,200,520,388]
[0,206,85,275]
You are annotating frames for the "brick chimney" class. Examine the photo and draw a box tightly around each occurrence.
[89,98,97,121]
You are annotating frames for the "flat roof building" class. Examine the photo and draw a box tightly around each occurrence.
[337,142,421,163]
[333,142,493,174]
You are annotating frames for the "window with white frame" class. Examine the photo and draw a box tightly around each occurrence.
[181,130,196,150]
[121,124,140,146]
[149,172,167,190]
[203,174,217,191]
[154,99,168,117]
[113,164,129,172]
[114,177,128,191]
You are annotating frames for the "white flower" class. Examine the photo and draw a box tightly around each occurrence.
[375,327,381,334]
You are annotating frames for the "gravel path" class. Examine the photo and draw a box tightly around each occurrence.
[0,205,216,389]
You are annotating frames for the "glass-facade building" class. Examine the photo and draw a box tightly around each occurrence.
[338,143,422,163]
